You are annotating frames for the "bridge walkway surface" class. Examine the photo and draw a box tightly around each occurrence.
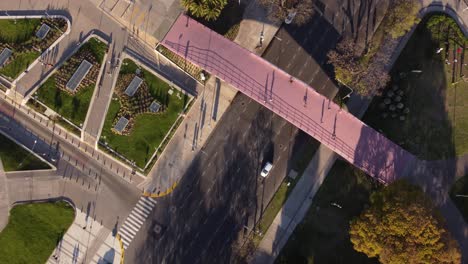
[162,14,416,184]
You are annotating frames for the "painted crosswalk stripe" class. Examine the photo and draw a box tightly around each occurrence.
[130,211,146,222]
[132,206,149,218]
[119,226,135,238]
[122,223,139,235]
[128,213,144,226]
[125,216,143,230]
[136,203,151,214]
[138,200,154,211]
[118,229,134,241]
[143,197,157,206]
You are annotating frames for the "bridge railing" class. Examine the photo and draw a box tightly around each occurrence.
[165,42,358,162]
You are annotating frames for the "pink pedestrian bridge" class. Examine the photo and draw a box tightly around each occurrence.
[163,14,416,184]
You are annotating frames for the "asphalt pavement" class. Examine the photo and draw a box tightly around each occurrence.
[125,93,313,263]
[0,99,141,229]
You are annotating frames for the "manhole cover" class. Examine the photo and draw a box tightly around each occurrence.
[170,206,176,213]
[153,224,162,234]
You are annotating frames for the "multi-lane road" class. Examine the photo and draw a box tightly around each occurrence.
[125,93,313,263]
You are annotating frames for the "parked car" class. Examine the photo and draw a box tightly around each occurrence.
[285,11,297,24]
[260,162,273,178]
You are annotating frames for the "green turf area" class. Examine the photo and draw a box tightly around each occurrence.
[0,51,40,79]
[101,59,189,168]
[0,19,41,43]
[450,174,468,223]
[35,38,107,127]
[0,133,50,171]
[0,202,74,264]
[363,18,468,160]
[275,160,381,264]
[253,137,319,245]
[36,77,94,127]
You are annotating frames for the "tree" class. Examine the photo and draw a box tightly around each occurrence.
[327,38,364,85]
[258,0,313,25]
[384,0,421,39]
[327,38,389,96]
[349,180,461,264]
[181,0,228,21]
[426,15,466,46]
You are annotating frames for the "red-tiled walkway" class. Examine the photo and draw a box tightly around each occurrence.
[163,14,416,183]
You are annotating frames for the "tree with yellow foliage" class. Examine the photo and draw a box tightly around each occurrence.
[350,180,461,264]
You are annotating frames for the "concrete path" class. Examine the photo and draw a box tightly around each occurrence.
[46,208,121,264]
[0,160,9,232]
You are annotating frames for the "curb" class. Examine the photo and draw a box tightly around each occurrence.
[20,32,107,104]
[116,233,125,264]
[12,15,72,86]
[142,180,179,198]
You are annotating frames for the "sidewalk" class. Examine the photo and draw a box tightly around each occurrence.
[46,208,121,264]
[0,160,9,232]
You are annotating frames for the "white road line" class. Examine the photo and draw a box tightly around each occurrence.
[130,210,147,222]
[123,221,141,234]
[121,225,137,237]
[136,203,151,214]
[118,228,134,240]
[138,200,154,210]
[132,206,149,218]
[128,213,144,226]
[125,216,143,229]
[143,197,157,206]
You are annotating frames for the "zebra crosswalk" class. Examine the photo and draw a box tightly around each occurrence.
[119,196,157,249]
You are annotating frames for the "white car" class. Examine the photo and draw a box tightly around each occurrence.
[260,162,273,178]
[285,11,297,24]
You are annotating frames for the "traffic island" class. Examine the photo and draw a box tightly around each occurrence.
[0,17,67,81]
[28,37,108,136]
[0,201,74,264]
[100,58,193,170]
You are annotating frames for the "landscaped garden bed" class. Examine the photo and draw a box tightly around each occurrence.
[100,58,192,169]
[157,45,208,83]
[31,37,107,130]
[0,201,74,264]
[363,15,468,160]
[0,18,67,80]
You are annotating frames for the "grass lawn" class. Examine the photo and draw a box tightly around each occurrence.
[36,77,94,127]
[0,19,41,43]
[35,38,107,127]
[0,133,50,171]
[253,137,319,245]
[100,59,189,168]
[275,160,380,264]
[363,19,468,160]
[0,50,40,79]
[0,202,74,264]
